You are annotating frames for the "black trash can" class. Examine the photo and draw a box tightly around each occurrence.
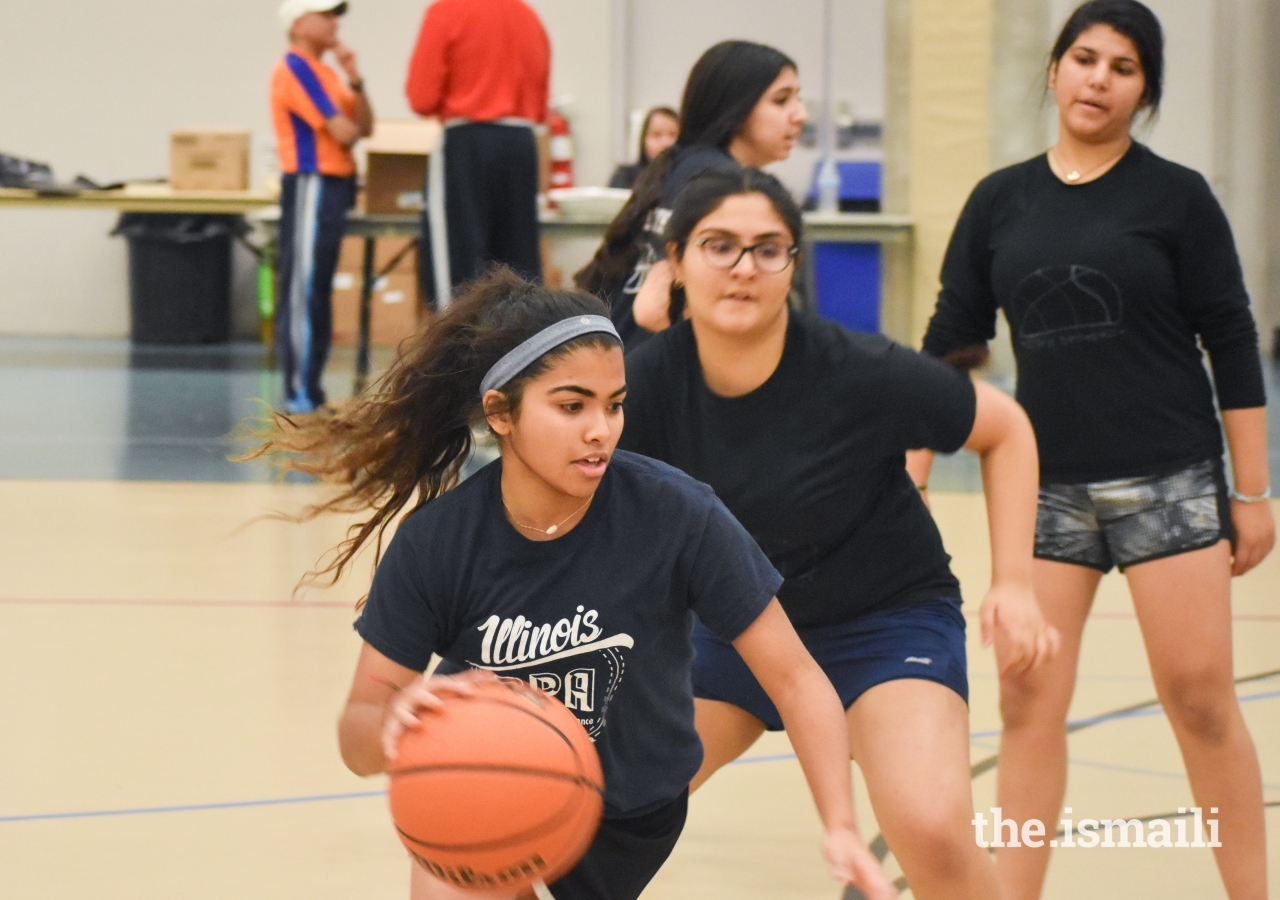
[112,213,247,344]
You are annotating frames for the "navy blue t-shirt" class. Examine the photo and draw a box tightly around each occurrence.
[354,451,781,815]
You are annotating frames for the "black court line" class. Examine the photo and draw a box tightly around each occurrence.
[841,667,1280,900]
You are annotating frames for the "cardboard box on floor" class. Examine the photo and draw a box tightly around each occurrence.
[170,129,250,190]
[331,236,425,347]
[364,118,441,214]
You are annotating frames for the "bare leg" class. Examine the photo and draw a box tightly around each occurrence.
[1127,541,1267,900]
[690,698,767,792]
[848,679,998,900]
[994,559,1101,900]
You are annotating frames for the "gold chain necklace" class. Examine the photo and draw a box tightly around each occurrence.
[1049,143,1129,183]
[503,495,593,536]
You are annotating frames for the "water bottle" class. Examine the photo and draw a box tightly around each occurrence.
[817,158,841,214]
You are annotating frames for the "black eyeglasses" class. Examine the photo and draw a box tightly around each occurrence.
[695,237,798,274]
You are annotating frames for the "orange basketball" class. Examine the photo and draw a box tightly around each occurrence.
[387,678,605,893]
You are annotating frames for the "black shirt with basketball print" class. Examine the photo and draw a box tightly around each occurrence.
[610,146,740,348]
[619,309,977,628]
[923,142,1266,483]
[354,451,781,816]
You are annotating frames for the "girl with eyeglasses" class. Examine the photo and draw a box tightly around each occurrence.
[247,268,894,900]
[619,167,1058,900]
[577,40,807,348]
[920,2,1272,897]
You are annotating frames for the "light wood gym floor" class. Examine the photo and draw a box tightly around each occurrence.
[0,340,1276,899]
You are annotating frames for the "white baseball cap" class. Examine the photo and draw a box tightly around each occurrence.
[278,0,348,34]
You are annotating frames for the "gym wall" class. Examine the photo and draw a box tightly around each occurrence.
[0,0,1274,345]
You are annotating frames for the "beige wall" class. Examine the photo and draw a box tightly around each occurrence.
[0,0,614,337]
[3,1,1277,344]
[894,0,994,343]
[624,0,886,197]
[1213,0,1280,345]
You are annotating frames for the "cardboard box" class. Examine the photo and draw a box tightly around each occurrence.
[331,236,423,347]
[170,129,250,191]
[332,273,423,348]
[364,119,441,214]
[334,234,417,278]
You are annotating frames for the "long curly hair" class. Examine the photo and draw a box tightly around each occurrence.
[242,268,619,589]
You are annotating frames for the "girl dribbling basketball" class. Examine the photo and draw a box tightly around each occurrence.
[250,271,895,900]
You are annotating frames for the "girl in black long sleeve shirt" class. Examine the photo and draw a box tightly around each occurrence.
[920,4,1273,899]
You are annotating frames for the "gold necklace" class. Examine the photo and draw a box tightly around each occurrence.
[1049,144,1129,183]
[503,495,593,536]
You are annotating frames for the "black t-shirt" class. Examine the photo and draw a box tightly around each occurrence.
[923,143,1266,482]
[608,163,642,190]
[354,451,781,815]
[609,145,740,348]
[619,309,977,627]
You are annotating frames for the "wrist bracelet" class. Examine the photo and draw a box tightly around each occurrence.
[350,78,365,92]
[1230,486,1272,503]
[916,484,929,491]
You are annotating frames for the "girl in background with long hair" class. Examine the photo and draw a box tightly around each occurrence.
[920,2,1273,897]
[577,40,807,346]
[608,106,679,190]
[248,270,895,900]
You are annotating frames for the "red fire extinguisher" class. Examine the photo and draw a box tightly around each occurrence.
[547,109,574,190]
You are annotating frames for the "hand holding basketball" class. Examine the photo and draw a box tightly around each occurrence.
[386,678,605,894]
[382,668,499,761]
[822,826,897,899]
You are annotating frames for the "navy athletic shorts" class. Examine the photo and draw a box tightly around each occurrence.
[548,790,687,900]
[691,598,968,731]
[1034,459,1233,573]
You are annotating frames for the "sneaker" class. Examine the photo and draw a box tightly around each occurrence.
[285,396,317,415]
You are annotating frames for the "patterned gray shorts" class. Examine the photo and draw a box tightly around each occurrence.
[1034,460,1232,573]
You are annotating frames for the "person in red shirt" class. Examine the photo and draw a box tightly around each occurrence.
[405,0,550,303]
[271,0,372,413]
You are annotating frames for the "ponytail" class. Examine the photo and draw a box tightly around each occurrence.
[242,268,616,588]
[575,148,677,295]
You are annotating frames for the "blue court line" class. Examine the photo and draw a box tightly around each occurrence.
[969,687,1280,741]
[969,672,1155,682]
[0,790,384,824]
[1039,752,1280,792]
[0,759,817,823]
[729,753,798,766]
[5,691,1277,826]
[969,736,1280,794]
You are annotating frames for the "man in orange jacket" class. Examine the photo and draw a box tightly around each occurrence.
[271,0,372,412]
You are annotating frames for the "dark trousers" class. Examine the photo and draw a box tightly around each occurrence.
[276,172,354,409]
[419,122,541,306]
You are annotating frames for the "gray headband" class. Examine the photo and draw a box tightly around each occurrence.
[479,315,621,396]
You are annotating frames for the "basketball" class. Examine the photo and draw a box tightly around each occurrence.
[387,678,605,893]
